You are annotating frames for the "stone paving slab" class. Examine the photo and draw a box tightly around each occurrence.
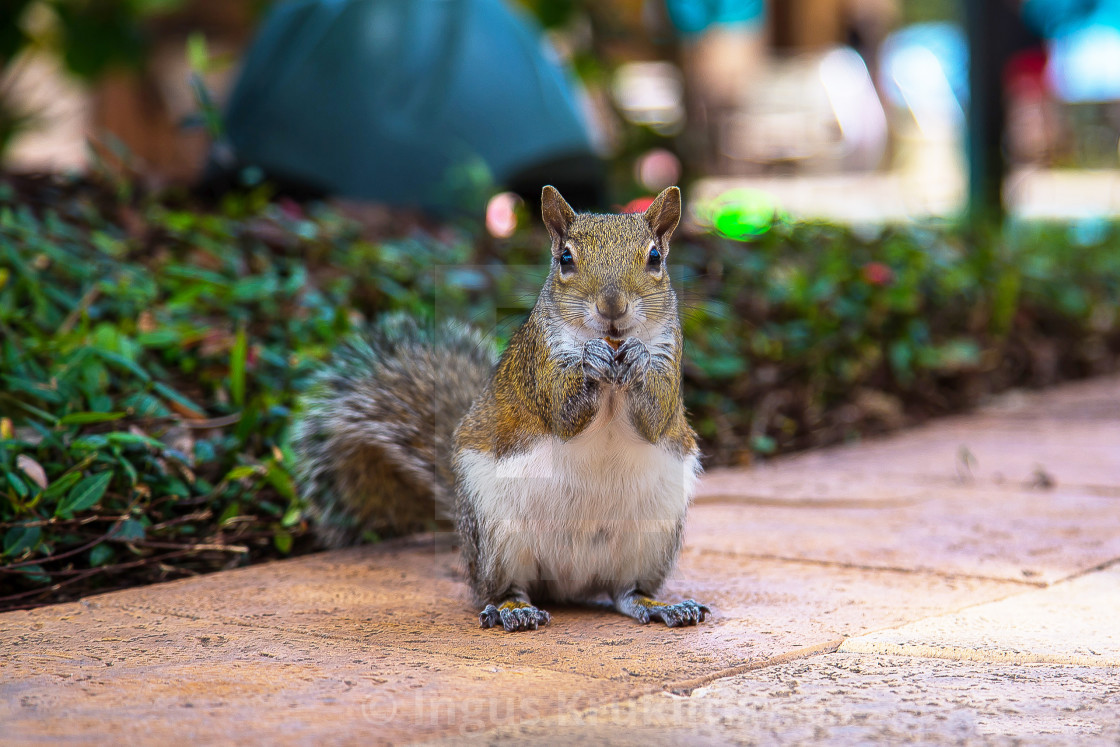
[840,563,1120,666]
[687,486,1120,585]
[695,468,926,506]
[26,539,1021,686]
[1,603,627,745]
[771,377,1120,493]
[778,419,1120,493]
[1,534,1023,743]
[982,376,1120,422]
[452,653,1120,745]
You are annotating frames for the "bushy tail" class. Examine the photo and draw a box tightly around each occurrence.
[291,315,495,547]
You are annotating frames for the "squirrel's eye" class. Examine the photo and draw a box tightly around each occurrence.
[648,246,662,269]
[559,248,574,268]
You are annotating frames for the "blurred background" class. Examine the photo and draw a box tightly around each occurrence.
[4,0,1120,222]
[6,0,1120,605]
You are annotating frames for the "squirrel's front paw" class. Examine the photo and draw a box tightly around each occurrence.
[613,337,651,388]
[582,338,616,383]
[479,601,551,632]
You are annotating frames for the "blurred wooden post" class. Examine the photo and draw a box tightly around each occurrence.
[92,0,253,184]
[964,1,1007,224]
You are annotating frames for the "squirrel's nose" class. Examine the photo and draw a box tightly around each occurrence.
[595,296,629,321]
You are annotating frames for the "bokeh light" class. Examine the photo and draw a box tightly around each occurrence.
[485,191,522,238]
[622,196,655,214]
[702,188,778,240]
[635,148,682,191]
[612,61,686,136]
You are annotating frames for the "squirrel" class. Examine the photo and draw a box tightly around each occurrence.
[292,185,710,632]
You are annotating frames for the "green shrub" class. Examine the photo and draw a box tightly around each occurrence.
[0,179,468,607]
[673,219,1120,461]
[2,177,1119,607]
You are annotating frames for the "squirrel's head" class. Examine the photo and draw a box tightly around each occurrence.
[539,185,681,343]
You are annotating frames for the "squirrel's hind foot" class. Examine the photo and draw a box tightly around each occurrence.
[616,592,710,628]
[479,600,551,632]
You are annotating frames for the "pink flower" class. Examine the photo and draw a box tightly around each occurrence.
[862,262,893,286]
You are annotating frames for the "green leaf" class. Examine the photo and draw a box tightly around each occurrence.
[188,73,223,137]
[218,501,241,526]
[750,434,777,455]
[92,349,151,383]
[2,524,41,558]
[89,543,115,567]
[70,435,109,451]
[153,382,205,416]
[164,479,190,498]
[281,504,302,528]
[921,339,982,373]
[17,564,50,584]
[5,469,29,499]
[109,519,146,542]
[115,451,139,486]
[162,265,230,287]
[230,325,247,406]
[273,530,293,554]
[136,329,182,348]
[888,340,913,379]
[1,375,63,403]
[990,267,1020,337]
[106,432,165,450]
[56,471,113,516]
[193,439,216,463]
[7,399,59,425]
[60,411,127,425]
[263,460,296,503]
[43,471,82,499]
[225,465,259,481]
[186,31,209,74]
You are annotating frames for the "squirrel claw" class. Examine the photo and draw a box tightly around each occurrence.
[613,337,651,387]
[582,338,615,382]
[654,599,710,627]
[479,603,551,632]
[619,594,710,627]
[479,604,502,629]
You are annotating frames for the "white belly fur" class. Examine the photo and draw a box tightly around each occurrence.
[456,390,701,601]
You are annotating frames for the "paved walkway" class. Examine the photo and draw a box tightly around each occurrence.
[4,377,1120,744]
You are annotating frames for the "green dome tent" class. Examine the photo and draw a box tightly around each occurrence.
[213,0,602,211]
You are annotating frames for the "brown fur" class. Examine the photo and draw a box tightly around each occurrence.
[292,316,495,543]
[292,187,708,631]
[454,187,695,459]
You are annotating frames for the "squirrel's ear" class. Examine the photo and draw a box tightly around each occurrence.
[643,186,681,244]
[541,185,576,248]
